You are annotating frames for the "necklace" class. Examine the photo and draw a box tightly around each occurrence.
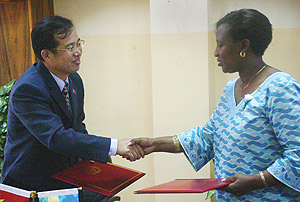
[241,65,267,89]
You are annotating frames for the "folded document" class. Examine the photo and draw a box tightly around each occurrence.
[135,178,231,194]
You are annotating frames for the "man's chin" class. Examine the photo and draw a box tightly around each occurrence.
[70,66,80,73]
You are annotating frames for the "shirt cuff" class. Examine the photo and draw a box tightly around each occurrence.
[108,138,118,156]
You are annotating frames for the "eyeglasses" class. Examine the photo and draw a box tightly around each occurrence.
[54,39,85,53]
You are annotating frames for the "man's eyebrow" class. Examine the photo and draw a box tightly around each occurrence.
[65,38,81,47]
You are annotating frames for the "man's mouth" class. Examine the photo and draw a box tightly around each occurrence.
[73,59,81,65]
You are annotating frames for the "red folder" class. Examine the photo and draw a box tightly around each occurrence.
[52,159,145,197]
[135,178,231,194]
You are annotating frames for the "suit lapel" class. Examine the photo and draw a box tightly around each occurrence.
[69,78,78,122]
[36,61,73,121]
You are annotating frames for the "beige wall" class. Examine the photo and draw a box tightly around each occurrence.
[150,1,210,202]
[54,0,300,202]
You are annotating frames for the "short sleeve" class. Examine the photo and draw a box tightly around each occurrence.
[177,116,215,171]
[266,76,300,192]
[176,80,235,172]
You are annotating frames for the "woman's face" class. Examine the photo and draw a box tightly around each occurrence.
[214,25,242,73]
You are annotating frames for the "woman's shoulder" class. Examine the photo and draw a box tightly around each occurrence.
[223,78,238,90]
[260,72,300,98]
[264,72,298,87]
[219,78,238,97]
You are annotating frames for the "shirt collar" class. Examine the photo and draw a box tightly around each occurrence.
[49,71,69,92]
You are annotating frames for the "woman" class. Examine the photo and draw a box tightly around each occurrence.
[131,9,300,201]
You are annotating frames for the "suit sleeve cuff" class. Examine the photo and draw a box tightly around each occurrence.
[108,138,118,156]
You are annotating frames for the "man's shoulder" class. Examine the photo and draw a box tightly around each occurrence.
[17,62,43,80]
[13,62,47,91]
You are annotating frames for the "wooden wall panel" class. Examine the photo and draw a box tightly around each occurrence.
[0,1,31,86]
[29,0,54,27]
[0,0,53,86]
[29,0,54,64]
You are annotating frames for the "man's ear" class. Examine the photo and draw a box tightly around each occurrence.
[240,39,250,52]
[41,49,52,62]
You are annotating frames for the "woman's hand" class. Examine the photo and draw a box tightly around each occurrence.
[131,136,182,154]
[130,138,157,155]
[219,170,282,196]
[219,173,263,196]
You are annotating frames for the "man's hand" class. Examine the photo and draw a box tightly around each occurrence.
[116,138,145,161]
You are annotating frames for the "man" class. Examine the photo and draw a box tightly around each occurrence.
[1,15,143,201]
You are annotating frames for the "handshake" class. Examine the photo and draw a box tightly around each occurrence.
[116,136,183,161]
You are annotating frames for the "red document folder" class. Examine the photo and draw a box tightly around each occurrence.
[135,178,231,194]
[52,159,145,197]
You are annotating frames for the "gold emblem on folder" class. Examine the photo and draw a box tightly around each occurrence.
[82,166,102,175]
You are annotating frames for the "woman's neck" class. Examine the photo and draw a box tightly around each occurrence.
[239,58,265,84]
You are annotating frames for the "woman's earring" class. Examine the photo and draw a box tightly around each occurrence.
[240,51,246,58]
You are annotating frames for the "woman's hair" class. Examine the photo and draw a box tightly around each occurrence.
[216,9,272,56]
[31,15,74,61]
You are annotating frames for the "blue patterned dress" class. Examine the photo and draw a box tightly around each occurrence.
[177,72,300,201]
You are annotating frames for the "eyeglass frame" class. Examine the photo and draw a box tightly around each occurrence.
[53,39,85,53]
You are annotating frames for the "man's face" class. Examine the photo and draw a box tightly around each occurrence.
[45,29,82,80]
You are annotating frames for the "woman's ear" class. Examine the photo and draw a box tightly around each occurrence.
[240,39,250,52]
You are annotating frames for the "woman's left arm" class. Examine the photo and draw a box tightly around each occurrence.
[220,169,282,196]
[222,76,300,196]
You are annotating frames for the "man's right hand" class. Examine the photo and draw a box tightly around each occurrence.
[116,138,145,161]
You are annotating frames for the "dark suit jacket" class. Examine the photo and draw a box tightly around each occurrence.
[1,61,111,191]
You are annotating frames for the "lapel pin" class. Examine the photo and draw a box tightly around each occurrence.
[73,89,76,94]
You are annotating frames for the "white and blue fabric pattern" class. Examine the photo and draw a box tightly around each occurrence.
[178,72,300,201]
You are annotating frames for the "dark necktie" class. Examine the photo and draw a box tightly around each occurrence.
[62,81,71,110]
